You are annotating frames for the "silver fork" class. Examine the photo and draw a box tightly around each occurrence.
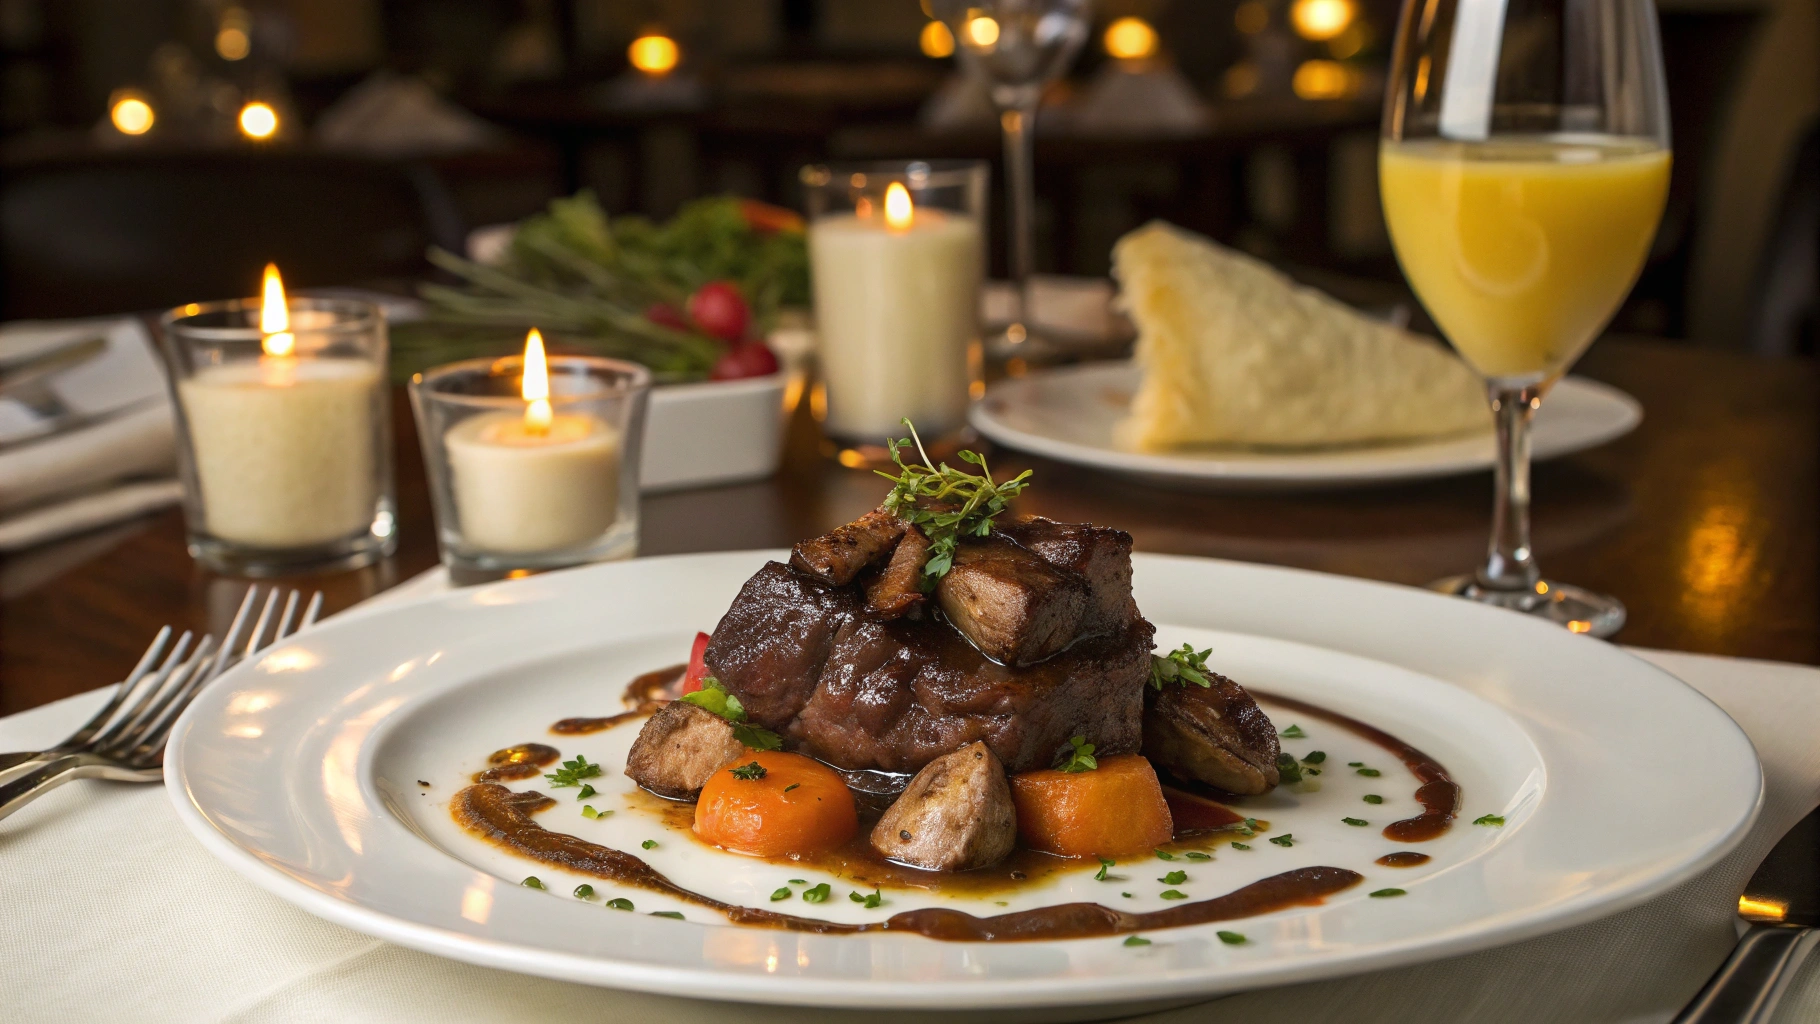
[0,586,322,821]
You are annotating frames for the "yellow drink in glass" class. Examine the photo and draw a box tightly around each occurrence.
[1379,136,1671,380]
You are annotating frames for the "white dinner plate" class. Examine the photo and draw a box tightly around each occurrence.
[969,361,1642,491]
[167,551,1757,1014]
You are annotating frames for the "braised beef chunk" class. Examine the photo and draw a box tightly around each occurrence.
[1142,672,1281,795]
[707,560,1155,774]
[934,538,1090,665]
[789,510,906,585]
[870,742,1016,871]
[865,526,931,619]
[624,701,747,800]
[995,516,1138,634]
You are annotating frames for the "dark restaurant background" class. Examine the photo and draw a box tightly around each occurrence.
[0,0,1813,352]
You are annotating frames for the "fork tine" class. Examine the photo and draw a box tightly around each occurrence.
[92,631,193,748]
[273,590,301,642]
[300,592,324,630]
[60,626,173,749]
[115,635,218,760]
[244,588,281,659]
[209,587,262,680]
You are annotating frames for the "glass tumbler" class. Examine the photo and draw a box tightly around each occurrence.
[800,159,988,459]
[159,297,396,576]
[410,354,649,577]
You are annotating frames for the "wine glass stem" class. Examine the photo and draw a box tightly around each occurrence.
[1479,382,1543,593]
[1000,100,1039,320]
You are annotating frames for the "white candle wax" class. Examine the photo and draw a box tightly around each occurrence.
[445,410,621,553]
[178,358,379,547]
[809,208,982,439]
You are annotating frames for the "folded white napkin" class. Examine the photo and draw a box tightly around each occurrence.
[0,318,180,549]
[0,641,1815,1024]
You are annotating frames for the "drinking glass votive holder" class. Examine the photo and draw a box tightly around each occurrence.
[158,297,396,576]
[800,160,988,454]
[410,354,650,577]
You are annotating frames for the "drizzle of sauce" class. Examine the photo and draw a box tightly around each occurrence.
[1162,785,1246,834]
[453,782,1362,940]
[547,664,687,735]
[472,743,561,783]
[1256,691,1461,843]
[1375,851,1431,868]
[551,710,651,735]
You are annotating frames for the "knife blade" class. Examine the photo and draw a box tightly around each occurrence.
[0,335,107,396]
[1673,803,1820,1023]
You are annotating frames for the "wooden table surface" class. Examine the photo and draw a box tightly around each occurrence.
[2,337,1814,716]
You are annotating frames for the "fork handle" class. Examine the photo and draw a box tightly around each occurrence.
[1672,923,1820,1023]
[0,754,154,822]
[0,750,52,775]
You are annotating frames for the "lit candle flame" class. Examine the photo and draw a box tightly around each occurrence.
[260,263,294,357]
[522,328,552,435]
[884,182,914,231]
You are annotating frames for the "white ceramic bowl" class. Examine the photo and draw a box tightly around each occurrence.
[641,371,788,492]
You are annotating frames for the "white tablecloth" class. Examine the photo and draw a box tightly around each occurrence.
[4,629,1819,1023]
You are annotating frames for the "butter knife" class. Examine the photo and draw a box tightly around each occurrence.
[1673,804,1820,1022]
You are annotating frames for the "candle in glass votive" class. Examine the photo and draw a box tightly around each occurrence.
[810,181,982,440]
[445,329,622,553]
[176,265,380,548]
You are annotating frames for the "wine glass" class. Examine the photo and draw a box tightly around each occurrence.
[1380,0,1671,637]
[932,0,1091,355]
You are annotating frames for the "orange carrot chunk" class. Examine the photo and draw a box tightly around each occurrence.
[693,749,858,858]
[1009,754,1175,858]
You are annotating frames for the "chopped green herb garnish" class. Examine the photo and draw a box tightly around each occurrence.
[573,884,594,900]
[521,876,545,889]
[1231,842,1251,850]
[1185,852,1212,861]
[1305,768,1322,776]
[606,897,634,910]
[1342,817,1368,826]
[1238,818,1259,836]
[1474,814,1506,827]
[576,784,597,800]
[1159,870,1187,885]
[680,678,784,750]
[877,420,1033,586]
[1217,931,1246,945]
[1122,892,1133,898]
[1280,725,1306,738]
[1363,794,1383,804]
[641,839,658,850]
[1124,935,1152,946]
[1347,761,1363,767]
[729,761,768,780]
[770,887,792,901]
[849,888,884,909]
[544,755,603,788]
[1302,751,1326,764]
[789,879,807,885]
[581,805,610,819]
[1154,849,1176,860]
[1056,735,1098,773]
[802,883,832,903]
[1370,888,1407,898]
[1356,767,1381,777]
[783,783,800,793]
[1269,834,1295,847]
[650,911,685,919]
[1095,856,1115,881]
[1149,644,1213,690]
[1275,752,1303,785]
[1159,890,1188,900]
[994,901,1008,906]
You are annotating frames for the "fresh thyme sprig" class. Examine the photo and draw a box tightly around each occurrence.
[1149,644,1214,690]
[1056,735,1098,773]
[875,419,1032,588]
[544,755,603,788]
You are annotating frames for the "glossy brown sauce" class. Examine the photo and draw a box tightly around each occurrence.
[1375,851,1431,868]
[548,665,687,735]
[1257,691,1460,843]
[472,743,561,783]
[1162,785,1248,833]
[551,710,652,735]
[454,782,1362,940]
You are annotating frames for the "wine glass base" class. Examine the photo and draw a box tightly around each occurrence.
[1429,575,1626,639]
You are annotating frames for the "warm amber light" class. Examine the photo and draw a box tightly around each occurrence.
[216,27,250,60]
[628,34,680,75]
[1739,895,1788,921]
[1103,17,1158,60]
[111,95,154,136]
[884,182,914,230]
[522,328,552,434]
[966,16,1000,47]
[920,20,956,58]
[238,102,278,139]
[1291,0,1356,41]
[1235,1,1269,34]
[259,263,294,357]
[1292,59,1357,99]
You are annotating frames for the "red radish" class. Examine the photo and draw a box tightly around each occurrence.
[687,281,750,343]
[645,302,690,332]
[681,631,712,694]
[710,342,779,380]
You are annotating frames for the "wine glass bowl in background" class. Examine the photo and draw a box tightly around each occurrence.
[933,0,1091,356]
[1379,0,1672,637]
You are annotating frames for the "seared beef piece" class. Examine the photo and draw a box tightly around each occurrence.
[707,561,1155,774]
[870,741,1016,871]
[934,537,1090,665]
[624,701,747,800]
[1142,672,1281,795]
[865,526,931,619]
[996,516,1139,634]
[790,510,906,586]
